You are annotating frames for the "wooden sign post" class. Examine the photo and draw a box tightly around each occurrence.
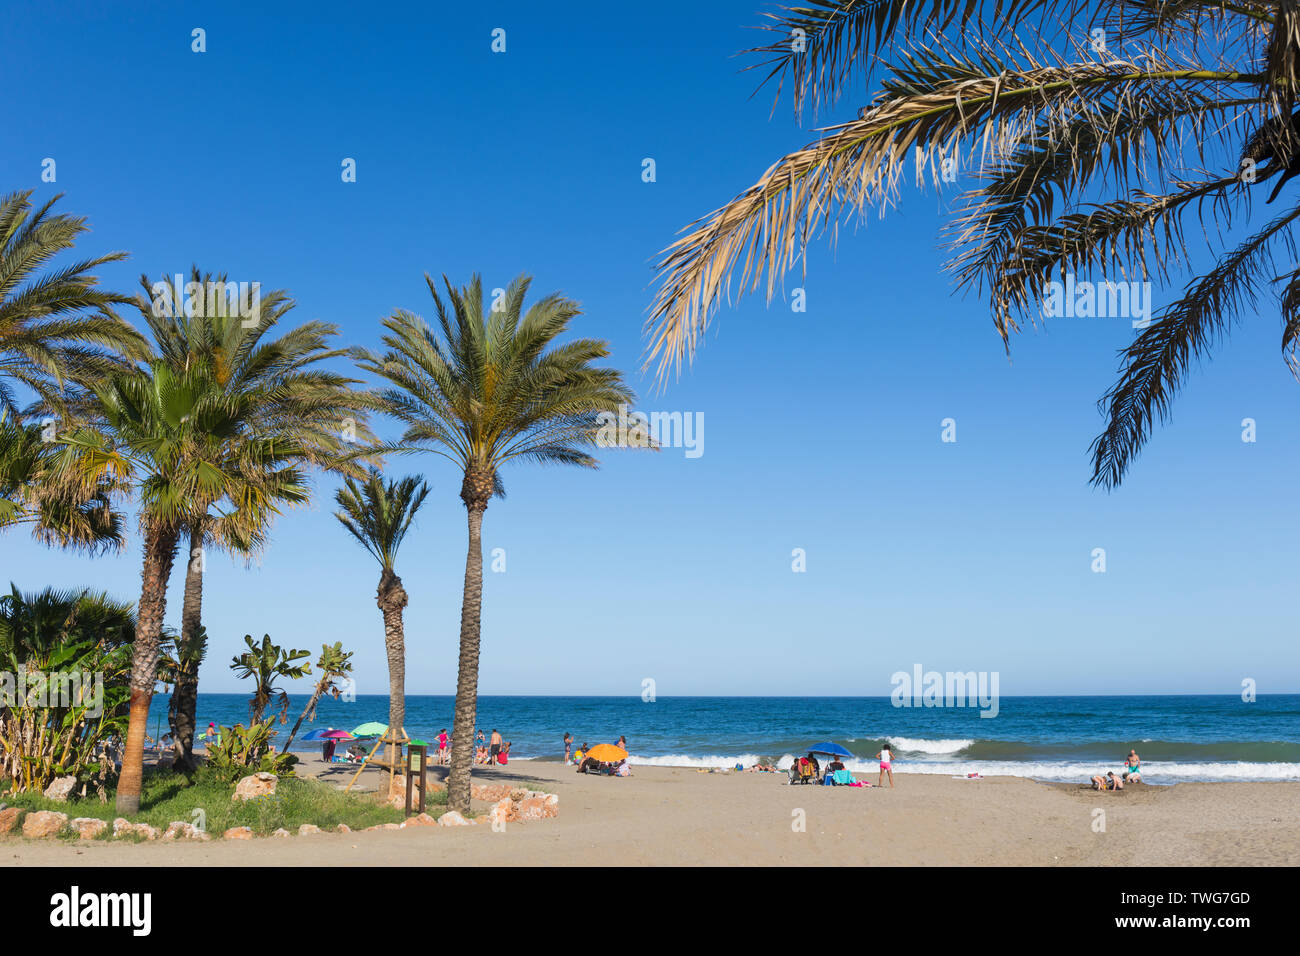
[405,744,427,815]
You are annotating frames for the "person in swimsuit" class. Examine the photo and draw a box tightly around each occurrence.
[877,742,894,788]
[564,732,573,764]
[1090,771,1123,791]
[1123,749,1142,782]
[436,728,450,765]
[489,729,502,765]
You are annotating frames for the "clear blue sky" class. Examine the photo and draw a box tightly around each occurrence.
[4,1,1297,696]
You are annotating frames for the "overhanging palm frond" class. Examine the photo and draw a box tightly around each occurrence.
[647,41,1259,381]
[1089,204,1300,487]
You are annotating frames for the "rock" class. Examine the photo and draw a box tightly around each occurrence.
[336,824,351,833]
[272,828,291,839]
[43,776,78,803]
[69,817,107,839]
[162,821,206,841]
[111,819,159,841]
[437,810,472,827]
[22,810,68,838]
[232,772,278,802]
[223,826,254,840]
[405,812,438,827]
[298,824,322,836]
[363,823,402,831]
[0,807,24,835]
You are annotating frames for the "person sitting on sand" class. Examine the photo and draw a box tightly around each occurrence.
[1091,771,1122,791]
[1123,749,1142,783]
[877,743,894,788]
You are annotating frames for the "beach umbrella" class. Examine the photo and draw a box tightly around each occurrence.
[806,742,852,758]
[302,728,354,742]
[350,721,388,738]
[586,743,628,762]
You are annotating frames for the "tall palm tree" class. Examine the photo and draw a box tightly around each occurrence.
[360,273,637,813]
[53,359,319,814]
[334,470,430,768]
[136,269,374,770]
[649,2,1297,487]
[0,190,144,415]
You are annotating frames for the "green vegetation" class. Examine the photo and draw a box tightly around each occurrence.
[2,766,422,835]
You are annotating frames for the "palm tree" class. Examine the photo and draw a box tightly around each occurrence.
[230,634,311,724]
[53,359,320,814]
[334,470,430,768]
[0,190,144,415]
[282,641,356,754]
[360,273,637,813]
[135,269,374,770]
[649,2,1296,487]
[0,411,124,552]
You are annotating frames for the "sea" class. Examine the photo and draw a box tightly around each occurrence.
[146,693,1300,784]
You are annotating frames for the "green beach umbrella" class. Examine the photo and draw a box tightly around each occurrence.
[351,721,388,738]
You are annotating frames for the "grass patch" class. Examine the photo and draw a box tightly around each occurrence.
[2,767,438,835]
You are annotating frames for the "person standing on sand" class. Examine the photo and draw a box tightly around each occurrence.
[489,729,502,765]
[437,728,450,765]
[564,732,573,764]
[877,742,894,788]
[1123,749,1142,783]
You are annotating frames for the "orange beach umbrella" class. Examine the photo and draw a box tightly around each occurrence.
[585,744,627,762]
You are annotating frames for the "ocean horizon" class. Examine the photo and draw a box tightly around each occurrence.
[152,693,1300,784]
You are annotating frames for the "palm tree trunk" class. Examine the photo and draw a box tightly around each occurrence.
[282,684,324,754]
[116,520,180,816]
[169,524,203,771]
[377,567,409,770]
[447,498,487,814]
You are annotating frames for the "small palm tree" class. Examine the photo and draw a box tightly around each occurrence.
[230,634,311,725]
[361,273,637,813]
[282,641,356,754]
[649,2,1299,487]
[0,190,144,415]
[334,470,430,768]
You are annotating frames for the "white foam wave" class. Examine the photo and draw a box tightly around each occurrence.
[897,760,1300,783]
[887,737,974,755]
[626,753,765,769]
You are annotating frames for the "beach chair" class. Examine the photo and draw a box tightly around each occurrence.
[792,757,818,785]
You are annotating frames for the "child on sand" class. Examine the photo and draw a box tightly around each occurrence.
[877,742,894,788]
[437,728,449,765]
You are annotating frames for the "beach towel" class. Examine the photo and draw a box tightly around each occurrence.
[831,769,855,785]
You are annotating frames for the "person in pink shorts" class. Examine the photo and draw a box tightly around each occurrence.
[876,741,895,788]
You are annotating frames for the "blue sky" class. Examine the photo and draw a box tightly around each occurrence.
[3,1,1297,696]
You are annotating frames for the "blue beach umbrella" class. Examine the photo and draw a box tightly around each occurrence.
[806,742,852,758]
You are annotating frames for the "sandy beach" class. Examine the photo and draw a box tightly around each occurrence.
[8,760,1299,866]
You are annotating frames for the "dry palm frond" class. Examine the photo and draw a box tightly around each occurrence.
[647,38,1258,378]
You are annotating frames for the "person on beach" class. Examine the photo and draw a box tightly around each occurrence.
[437,728,449,765]
[323,738,338,762]
[497,741,511,765]
[489,729,502,765]
[1091,771,1123,791]
[616,735,627,751]
[877,743,894,788]
[1123,749,1142,782]
[564,732,573,764]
